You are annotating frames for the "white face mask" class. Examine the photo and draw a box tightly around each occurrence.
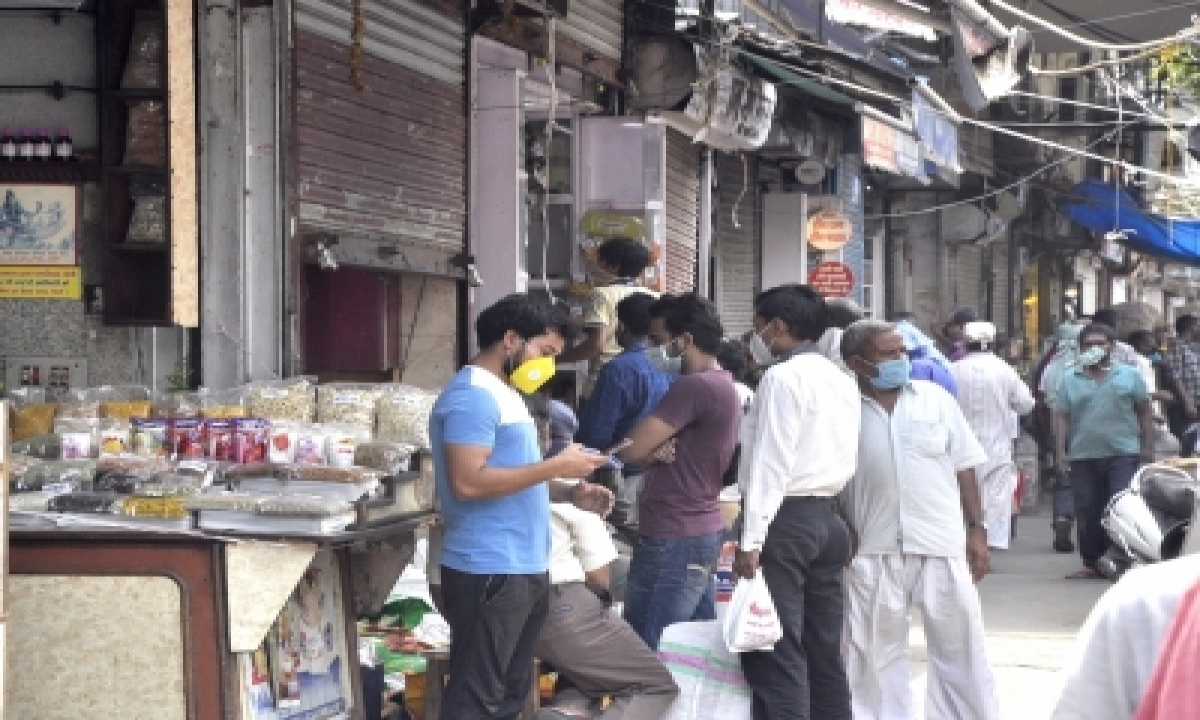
[646,341,683,375]
[750,328,775,366]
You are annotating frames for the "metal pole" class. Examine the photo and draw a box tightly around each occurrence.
[698,147,713,298]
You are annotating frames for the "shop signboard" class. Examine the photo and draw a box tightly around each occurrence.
[0,184,77,265]
[861,117,898,173]
[807,210,853,251]
[809,261,855,297]
[0,266,81,300]
[259,550,353,720]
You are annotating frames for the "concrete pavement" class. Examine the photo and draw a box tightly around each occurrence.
[907,506,1111,720]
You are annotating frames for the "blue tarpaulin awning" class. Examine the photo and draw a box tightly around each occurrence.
[1059,179,1200,265]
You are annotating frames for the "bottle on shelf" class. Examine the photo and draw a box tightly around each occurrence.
[35,129,53,161]
[17,129,35,161]
[0,128,15,161]
[54,128,73,161]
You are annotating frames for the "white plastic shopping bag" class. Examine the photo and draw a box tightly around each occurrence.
[659,621,753,720]
[722,575,783,653]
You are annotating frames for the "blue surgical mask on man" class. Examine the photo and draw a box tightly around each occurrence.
[1079,346,1106,367]
[646,342,683,375]
[868,356,912,390]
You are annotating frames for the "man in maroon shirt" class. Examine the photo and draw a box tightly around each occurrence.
[618,293,743,649]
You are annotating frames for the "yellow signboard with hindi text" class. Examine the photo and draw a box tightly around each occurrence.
[0,266,82,300]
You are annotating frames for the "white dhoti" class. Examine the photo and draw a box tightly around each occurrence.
[843,554,999,720]
[978,458,1017,550]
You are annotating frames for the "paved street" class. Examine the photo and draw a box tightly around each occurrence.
[908,504,1111,720]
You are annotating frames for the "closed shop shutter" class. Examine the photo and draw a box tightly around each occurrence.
[665,128,699,293]
[560,0,622,60]
[989,242,1010,334]
[293,0,466,260]
[714,153,759,336]
[953,244,983,314]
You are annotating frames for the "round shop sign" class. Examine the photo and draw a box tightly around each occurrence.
[808,261,855,298]
[807,210,853,251]
[795,160,825,185]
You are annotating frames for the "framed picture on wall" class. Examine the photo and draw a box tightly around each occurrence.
[0,184,78,265]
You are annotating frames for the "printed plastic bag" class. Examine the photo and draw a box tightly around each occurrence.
[376,385,436,449]
[722,575,783,653]
[659,621,752,720]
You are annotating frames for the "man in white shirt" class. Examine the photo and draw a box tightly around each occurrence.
[733,285,861,720]
[839,319,999,720]
[951,321,1036,549]
[1051,555,1200,720]
[535,503,679,720]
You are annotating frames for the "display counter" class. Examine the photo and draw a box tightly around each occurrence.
[8,512,435,720]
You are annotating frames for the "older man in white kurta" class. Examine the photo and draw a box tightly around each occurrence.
[950,321,1036,549]
[839,319,999,720]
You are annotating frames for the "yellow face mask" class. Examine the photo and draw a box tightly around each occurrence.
[510,355,556,394]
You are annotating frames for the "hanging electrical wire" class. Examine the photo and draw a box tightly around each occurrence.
[987,0,1200,52]
[864,125,1127,218]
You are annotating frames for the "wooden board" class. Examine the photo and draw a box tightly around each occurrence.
[168,0,199,327]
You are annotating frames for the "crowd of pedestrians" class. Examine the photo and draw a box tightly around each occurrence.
[427,261,1177,720]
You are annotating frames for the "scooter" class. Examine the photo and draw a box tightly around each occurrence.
[1097,463,1199,580]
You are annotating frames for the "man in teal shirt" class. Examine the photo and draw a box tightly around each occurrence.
[1053,323,1155,581]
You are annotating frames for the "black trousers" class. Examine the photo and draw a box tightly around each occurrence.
[440,567,550,720]
[739,497,852,720]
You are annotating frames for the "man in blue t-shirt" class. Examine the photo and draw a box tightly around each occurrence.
[430,293,612,719]
[576,292,675,529]
[1053,322,1155,581]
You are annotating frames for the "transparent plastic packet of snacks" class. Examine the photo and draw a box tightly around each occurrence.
[292,424,328,466]
[96,454,171,475]
[233,418,270,464]
[11,433,62,460]
[324,423,371,469]
[54,417,99,460]
[167,418,207,460]
[131,418,169,457]
[198,387,249,419]
[182,491,268,513]
[14,460,98,494]
[58,387,113,421]
[316,384,384,434]
[354,441,417,476]
[100,385,154,420]
[257,494,352,518]
[247,377,316,422]
[154,392,203,420]
[9,387,56,442]
[47,492,127,515]
[375,385,437,449]
[120,495,189,520]
[99,420,132,457]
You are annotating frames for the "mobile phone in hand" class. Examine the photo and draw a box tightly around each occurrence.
[603,438,633,456]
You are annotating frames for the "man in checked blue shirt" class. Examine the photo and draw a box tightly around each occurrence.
[577,292,675,529]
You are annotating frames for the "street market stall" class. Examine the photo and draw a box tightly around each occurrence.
[5,378,442,720]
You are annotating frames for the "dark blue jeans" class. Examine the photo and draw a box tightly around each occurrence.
[622,530,723,650]
[1070,455,1140,568]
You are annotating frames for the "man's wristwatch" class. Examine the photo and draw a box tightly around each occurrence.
[967,519,989,532]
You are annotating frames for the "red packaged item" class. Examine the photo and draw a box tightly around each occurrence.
[168,418,206,459]
[233,418,269,464]
[207,419,235,462]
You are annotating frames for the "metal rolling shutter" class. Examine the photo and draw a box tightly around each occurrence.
[953,243,984,314]
[293,0,466,259]
[665,129,699,293]
[989,242,1010,334]
[560,0,622,60]
[714,152,759,336]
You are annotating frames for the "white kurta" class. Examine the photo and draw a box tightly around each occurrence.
[1052,555,1200,720]
[843,555,1000,720]
[950,352,1036,549]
